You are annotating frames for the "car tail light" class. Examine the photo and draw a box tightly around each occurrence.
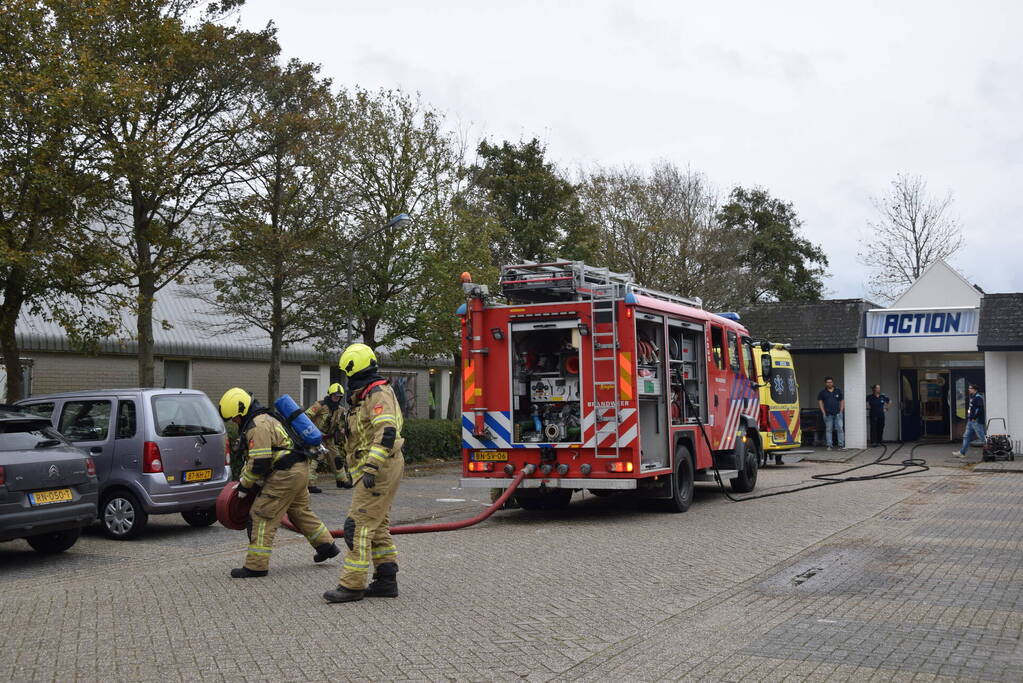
[759,405,771,431]
[607,462,634,473]
[224,435,231,465]
[0,465,5,486]
[86,457,96,477]
[468,461,494,472]
[143,441,163,473]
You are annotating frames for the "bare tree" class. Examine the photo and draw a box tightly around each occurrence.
[859,173,964,303]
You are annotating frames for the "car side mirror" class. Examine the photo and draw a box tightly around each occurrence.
[761,354,772,380]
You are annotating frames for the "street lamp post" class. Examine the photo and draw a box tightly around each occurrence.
[345,213,412,349]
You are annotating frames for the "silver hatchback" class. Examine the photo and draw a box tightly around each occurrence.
[17,389,230,539]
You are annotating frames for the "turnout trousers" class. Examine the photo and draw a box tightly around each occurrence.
[339,451,404,590]
[309,441,347,486]
[245,461,333,571]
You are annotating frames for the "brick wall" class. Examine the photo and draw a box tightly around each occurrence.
[26,352,301,404]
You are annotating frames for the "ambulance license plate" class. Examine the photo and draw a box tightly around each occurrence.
[473,450,507,462]
[30,488,73,505]
[184,468,213,483]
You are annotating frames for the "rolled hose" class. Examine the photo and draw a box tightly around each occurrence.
[277,464,534,536]
[216,481,253,530]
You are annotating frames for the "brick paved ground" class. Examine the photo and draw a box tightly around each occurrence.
[1,453,1021,682]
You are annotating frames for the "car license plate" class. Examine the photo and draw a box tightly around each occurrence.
[30,488,73,505]
[184,468,213,482]
[473,450,507,462]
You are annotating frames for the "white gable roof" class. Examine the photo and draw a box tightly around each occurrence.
[891,259,981,309]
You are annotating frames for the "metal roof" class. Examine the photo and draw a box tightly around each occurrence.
[16,286,450,367]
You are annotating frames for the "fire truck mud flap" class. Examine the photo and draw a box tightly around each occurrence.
[459,478,636,490]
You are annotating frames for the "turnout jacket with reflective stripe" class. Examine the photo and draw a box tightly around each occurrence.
[239,413,294,488]
[305,398,346,445]
[344,382,404,479]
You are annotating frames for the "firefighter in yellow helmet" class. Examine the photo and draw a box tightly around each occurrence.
[304,382,351,492]
[323,344,405,603]
[219,387,340,578]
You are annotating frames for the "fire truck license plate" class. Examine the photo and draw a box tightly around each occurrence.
[184,468,213,482]
[473,450,507,461]
[30,488,73,505]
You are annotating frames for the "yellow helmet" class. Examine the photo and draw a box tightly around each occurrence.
[339,343,377,377]
[219,387,252,420]
[328,382,344,396]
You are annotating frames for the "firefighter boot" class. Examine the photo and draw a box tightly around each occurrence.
[323,585,364,603]
[313,542,340,563]
[230,567,268,579]
[365,562,399,598]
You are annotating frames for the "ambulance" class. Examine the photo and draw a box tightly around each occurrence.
[751,342,801,463]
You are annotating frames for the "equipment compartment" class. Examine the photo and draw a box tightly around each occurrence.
[510,323,583,444]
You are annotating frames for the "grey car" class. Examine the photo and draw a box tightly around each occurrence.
[17,389,229,540]
[0,408,99,553]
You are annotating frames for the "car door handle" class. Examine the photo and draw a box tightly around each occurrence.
[89,446,102,454]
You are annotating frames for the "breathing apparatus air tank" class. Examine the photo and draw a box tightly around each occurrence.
[274,394,323,447]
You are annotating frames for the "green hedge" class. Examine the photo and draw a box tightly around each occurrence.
[401,419,461,462]
[227,418,461,478]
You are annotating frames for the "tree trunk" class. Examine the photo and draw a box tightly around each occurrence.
[362,317,379,349]
[137,271,156,387]
[267,275,283,401]
[0,269,27,402]
[446,349,461,421]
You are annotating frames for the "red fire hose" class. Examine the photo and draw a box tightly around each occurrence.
[219,465,534,536]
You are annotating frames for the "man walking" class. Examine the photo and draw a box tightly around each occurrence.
[324,343,405,604]
[817,376,845,450]
[219,387,340,578]
[865,384,890,447]
[305,383,351,490]
[956,383,986,458]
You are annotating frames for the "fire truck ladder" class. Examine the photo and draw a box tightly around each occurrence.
[587,267,622,461]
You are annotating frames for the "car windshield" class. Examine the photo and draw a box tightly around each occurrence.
[769,367,798,405]
[151,394,223,437]
[0,420,71,451]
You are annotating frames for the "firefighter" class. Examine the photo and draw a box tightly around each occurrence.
[323,344,404,603]
[304,382,351,490]
[219,387,340,578]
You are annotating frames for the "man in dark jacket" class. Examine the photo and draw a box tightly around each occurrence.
[956,384,986,458]
[865,384,890,447]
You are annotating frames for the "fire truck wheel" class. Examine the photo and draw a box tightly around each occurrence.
[515,488,573,511]
[666,445,694,513]
[729,431,760,493]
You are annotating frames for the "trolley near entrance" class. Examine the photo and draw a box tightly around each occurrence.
[457,261,764,512]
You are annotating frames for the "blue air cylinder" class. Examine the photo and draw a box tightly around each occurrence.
[274,394,323,447]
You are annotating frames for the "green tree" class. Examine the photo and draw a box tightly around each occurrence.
[0,0,118,401]
[190,59,337,400]
[716,186,828,303]
[579,162,739,307]
[56,0,279,387]
[471,138,593,264]
[317,88,464,351]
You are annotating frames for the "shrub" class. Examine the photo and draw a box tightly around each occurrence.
[402,419,461,462]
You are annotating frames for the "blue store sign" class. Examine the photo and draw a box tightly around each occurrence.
[865,308,978,338]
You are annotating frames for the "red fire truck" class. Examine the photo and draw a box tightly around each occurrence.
[458,261,763,512]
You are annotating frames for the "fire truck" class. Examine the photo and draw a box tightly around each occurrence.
[457,261,763,512]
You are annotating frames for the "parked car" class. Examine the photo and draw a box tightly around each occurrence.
[0,408,99,553]
[16,389,230,540]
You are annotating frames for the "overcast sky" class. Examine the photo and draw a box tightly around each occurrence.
[236,0,1022,300]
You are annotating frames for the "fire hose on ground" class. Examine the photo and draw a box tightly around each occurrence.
[216,464,535,536]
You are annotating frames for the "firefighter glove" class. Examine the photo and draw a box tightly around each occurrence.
[236,484,253,499]
[362,471,376,489]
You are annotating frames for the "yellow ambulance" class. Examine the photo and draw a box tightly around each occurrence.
[752,342,801,464]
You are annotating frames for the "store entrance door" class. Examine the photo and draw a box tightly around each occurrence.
[950,369,985,441]
[918,371,950,439]
[900,369,920,441]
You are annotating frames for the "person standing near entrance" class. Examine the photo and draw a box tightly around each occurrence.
[817,377,845,450]
[865,384,890,447]
[956,383,986,458]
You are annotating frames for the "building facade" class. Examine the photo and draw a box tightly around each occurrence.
[739,261,1022,449]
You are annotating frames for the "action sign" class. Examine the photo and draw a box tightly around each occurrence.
[864,308,979,338]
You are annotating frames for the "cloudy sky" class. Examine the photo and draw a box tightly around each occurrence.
[236,0,1022,300]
